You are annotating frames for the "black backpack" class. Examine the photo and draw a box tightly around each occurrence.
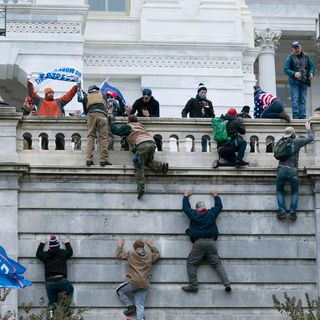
[274,137,294,161]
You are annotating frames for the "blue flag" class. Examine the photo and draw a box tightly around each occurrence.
[0,246,31,289]
[100,81,127,108]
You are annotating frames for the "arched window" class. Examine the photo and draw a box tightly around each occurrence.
[23,132,32,150]
[153,135,163,151]
[185,135,195,152]
[265,136,275,153]
[169,135,179,152]
[55,133,65,150]
[39,133,49,150]
[201,135,211,152]
[71,133,81,150]
[249,135,259,153]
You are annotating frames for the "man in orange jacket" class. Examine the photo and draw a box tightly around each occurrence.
[27,80,77,116]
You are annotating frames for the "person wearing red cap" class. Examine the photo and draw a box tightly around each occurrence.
[21,97,37,116]
[116,239,160,320]
[27,79,77,116]
[36,235,74,310]
[212,108,248,168]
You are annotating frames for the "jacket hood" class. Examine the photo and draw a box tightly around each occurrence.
[223,113,236,121]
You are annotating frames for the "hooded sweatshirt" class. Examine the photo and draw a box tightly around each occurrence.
[116,244,160,289]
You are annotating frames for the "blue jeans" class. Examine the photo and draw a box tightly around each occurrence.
[290,82,308,119]
[276,166,299,213]
[260,100,284,119]
[218,138,247,164]
[45,279,74,306]
[116,282,148,320]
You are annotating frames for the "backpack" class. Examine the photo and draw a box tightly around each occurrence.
[274,137,294,160]
[212,117,230,143]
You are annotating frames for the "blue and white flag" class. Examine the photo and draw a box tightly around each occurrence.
[0,246,31,289]
[30,67,82,86]
[100,80,127,108]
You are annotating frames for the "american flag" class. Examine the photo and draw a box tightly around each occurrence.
[254,89,265,118]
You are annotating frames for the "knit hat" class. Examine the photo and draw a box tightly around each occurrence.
[197,83,207,94]
[49,235,60,248]
[283,127,295,138]
[44,87,54,95]
[133,240,145,250]
[227,108,238,116]
[142,88,152,96]
[291,41,301,48]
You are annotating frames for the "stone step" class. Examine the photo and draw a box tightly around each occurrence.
[19,238,316,259]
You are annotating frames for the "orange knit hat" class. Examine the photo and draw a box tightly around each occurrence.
[44,87,54,95]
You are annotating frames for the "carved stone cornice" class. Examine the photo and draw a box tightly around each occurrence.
[84,55,242,69]
[254,28,281,50]
[7,21,81,34]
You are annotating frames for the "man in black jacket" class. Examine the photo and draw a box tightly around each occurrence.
[181,83,214,118]
[181,190,231,293]
[36,235,74,307]
[130,88,160,117]
[212,108,248,168]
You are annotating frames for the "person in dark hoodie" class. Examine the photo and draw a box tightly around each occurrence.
[182,83,215,118]
[238,105,251,119]
[36,235,73,308]
[181,190,231,293]
[212,108,248,168]
[116,239,160,320]
[130,88,160,117]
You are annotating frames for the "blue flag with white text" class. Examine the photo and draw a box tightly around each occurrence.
[0,246,31,288]
[100,81,127,108]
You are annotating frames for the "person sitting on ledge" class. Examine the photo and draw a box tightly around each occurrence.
[27,78,77,117]
[129,88,160,117]
[212,108,248,168]
[237,105,251,119]
[109,114,169,199]
[254,85,290,122]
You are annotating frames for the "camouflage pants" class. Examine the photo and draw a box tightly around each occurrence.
[133,141,163,191]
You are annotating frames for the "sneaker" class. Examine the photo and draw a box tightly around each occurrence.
[86,160,94,166]
[162,162,169,174]
[289,212,297,221]
[225,286,232,293]
[137,188,147,200]
[123,305,136,316]
[279,112,291,122]
[181,285,198,293]
[235,160,249,168]
[277,211,287,220]
[212,160,220,168]
[100,160,112,167]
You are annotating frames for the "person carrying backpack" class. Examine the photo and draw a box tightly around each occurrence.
[212,108,248,168]
[275,120,314,221]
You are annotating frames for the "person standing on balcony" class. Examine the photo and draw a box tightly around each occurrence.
[129,88,160,117]
[182,83,214,118]
[116,239,160,320]
[212,108,248,168]
[78,84,112,167]
[284,41,315,119]
[27,79,77,117]
[109,114,169,199]
[276,120,314,221]
[253,86,290,122]
[36,235,74,311]
[181,190,231,293]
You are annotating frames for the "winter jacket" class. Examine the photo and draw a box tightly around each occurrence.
[181,95,214,118]
[130,96,160,117]
[183,195,222,238]
[223,113,246,139]
[279,130,314,168]
[28,82,77,116]
[284,52,315,87]
[116,244,160,289]
[36,243,73,281]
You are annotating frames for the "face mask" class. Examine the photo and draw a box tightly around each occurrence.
[198,91,207,99]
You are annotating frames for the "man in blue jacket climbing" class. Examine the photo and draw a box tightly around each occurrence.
[181,190,231,293]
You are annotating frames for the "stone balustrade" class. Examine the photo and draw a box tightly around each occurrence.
[0,0,33,4]
[16,116,320,168]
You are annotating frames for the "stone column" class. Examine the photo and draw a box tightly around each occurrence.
[255,28,281,95]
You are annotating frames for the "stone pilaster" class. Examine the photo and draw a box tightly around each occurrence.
[255,28,281,95]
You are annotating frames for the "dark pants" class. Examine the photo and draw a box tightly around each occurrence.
[45,279,74,306]
[218,138,247,164]
[260,99,284,119]
[276,166,299,214]
[186,238,230,288]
